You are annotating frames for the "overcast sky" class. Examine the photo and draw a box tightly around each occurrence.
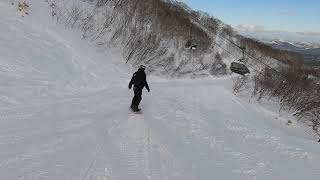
[181,0,320,43]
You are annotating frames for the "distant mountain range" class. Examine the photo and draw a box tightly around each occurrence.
[264,40,320,66]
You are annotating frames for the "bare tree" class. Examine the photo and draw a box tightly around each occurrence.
[66,4,84,29]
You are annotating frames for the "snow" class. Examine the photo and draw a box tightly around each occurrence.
[0,1,320,180]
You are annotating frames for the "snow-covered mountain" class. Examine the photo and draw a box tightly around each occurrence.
[265,39,320,65]
[1,0,320,180]
[294,42,320,50]
[268,39,320,51]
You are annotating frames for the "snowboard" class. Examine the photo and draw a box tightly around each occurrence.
[130,107,142,114]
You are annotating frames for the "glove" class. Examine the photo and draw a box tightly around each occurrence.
[147,88,150,92]
[128,85,132,90]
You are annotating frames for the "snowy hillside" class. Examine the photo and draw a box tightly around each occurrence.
[1,1,320,180]
[265,40,320,65]
[269,40,320,50]
[47,0,288,77]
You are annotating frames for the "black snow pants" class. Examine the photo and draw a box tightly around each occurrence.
[131,87,142,109]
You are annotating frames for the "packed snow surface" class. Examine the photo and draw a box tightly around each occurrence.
[0,1,319,180]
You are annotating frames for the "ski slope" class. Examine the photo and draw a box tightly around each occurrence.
[1,1,320,180]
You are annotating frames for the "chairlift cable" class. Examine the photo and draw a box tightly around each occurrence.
[215,33,283,74]
[210,38,273,74]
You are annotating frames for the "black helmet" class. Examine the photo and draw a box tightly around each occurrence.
[139,65,146,69]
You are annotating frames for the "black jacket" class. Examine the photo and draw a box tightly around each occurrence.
[129,68,150,91]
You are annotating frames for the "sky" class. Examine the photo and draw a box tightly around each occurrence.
[181,0,320,43]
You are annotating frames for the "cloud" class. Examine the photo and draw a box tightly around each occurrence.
[235,23,320,43]
[236,24,265,32]
[274,9,295,16]
[296,32,320,36]
[238,30,320,44]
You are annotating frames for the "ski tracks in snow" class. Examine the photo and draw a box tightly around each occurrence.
[1,78,320,180]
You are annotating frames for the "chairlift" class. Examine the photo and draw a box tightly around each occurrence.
[230,46,250,75]
[185,39,197,50]
[230,62,250,75]
[185,18,197,50]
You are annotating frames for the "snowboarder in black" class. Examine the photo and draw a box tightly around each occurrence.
[129,65,150,112]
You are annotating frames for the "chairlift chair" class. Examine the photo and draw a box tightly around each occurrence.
[230,62,250,75]
[230,46,250,75]
[185,39,197,50]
